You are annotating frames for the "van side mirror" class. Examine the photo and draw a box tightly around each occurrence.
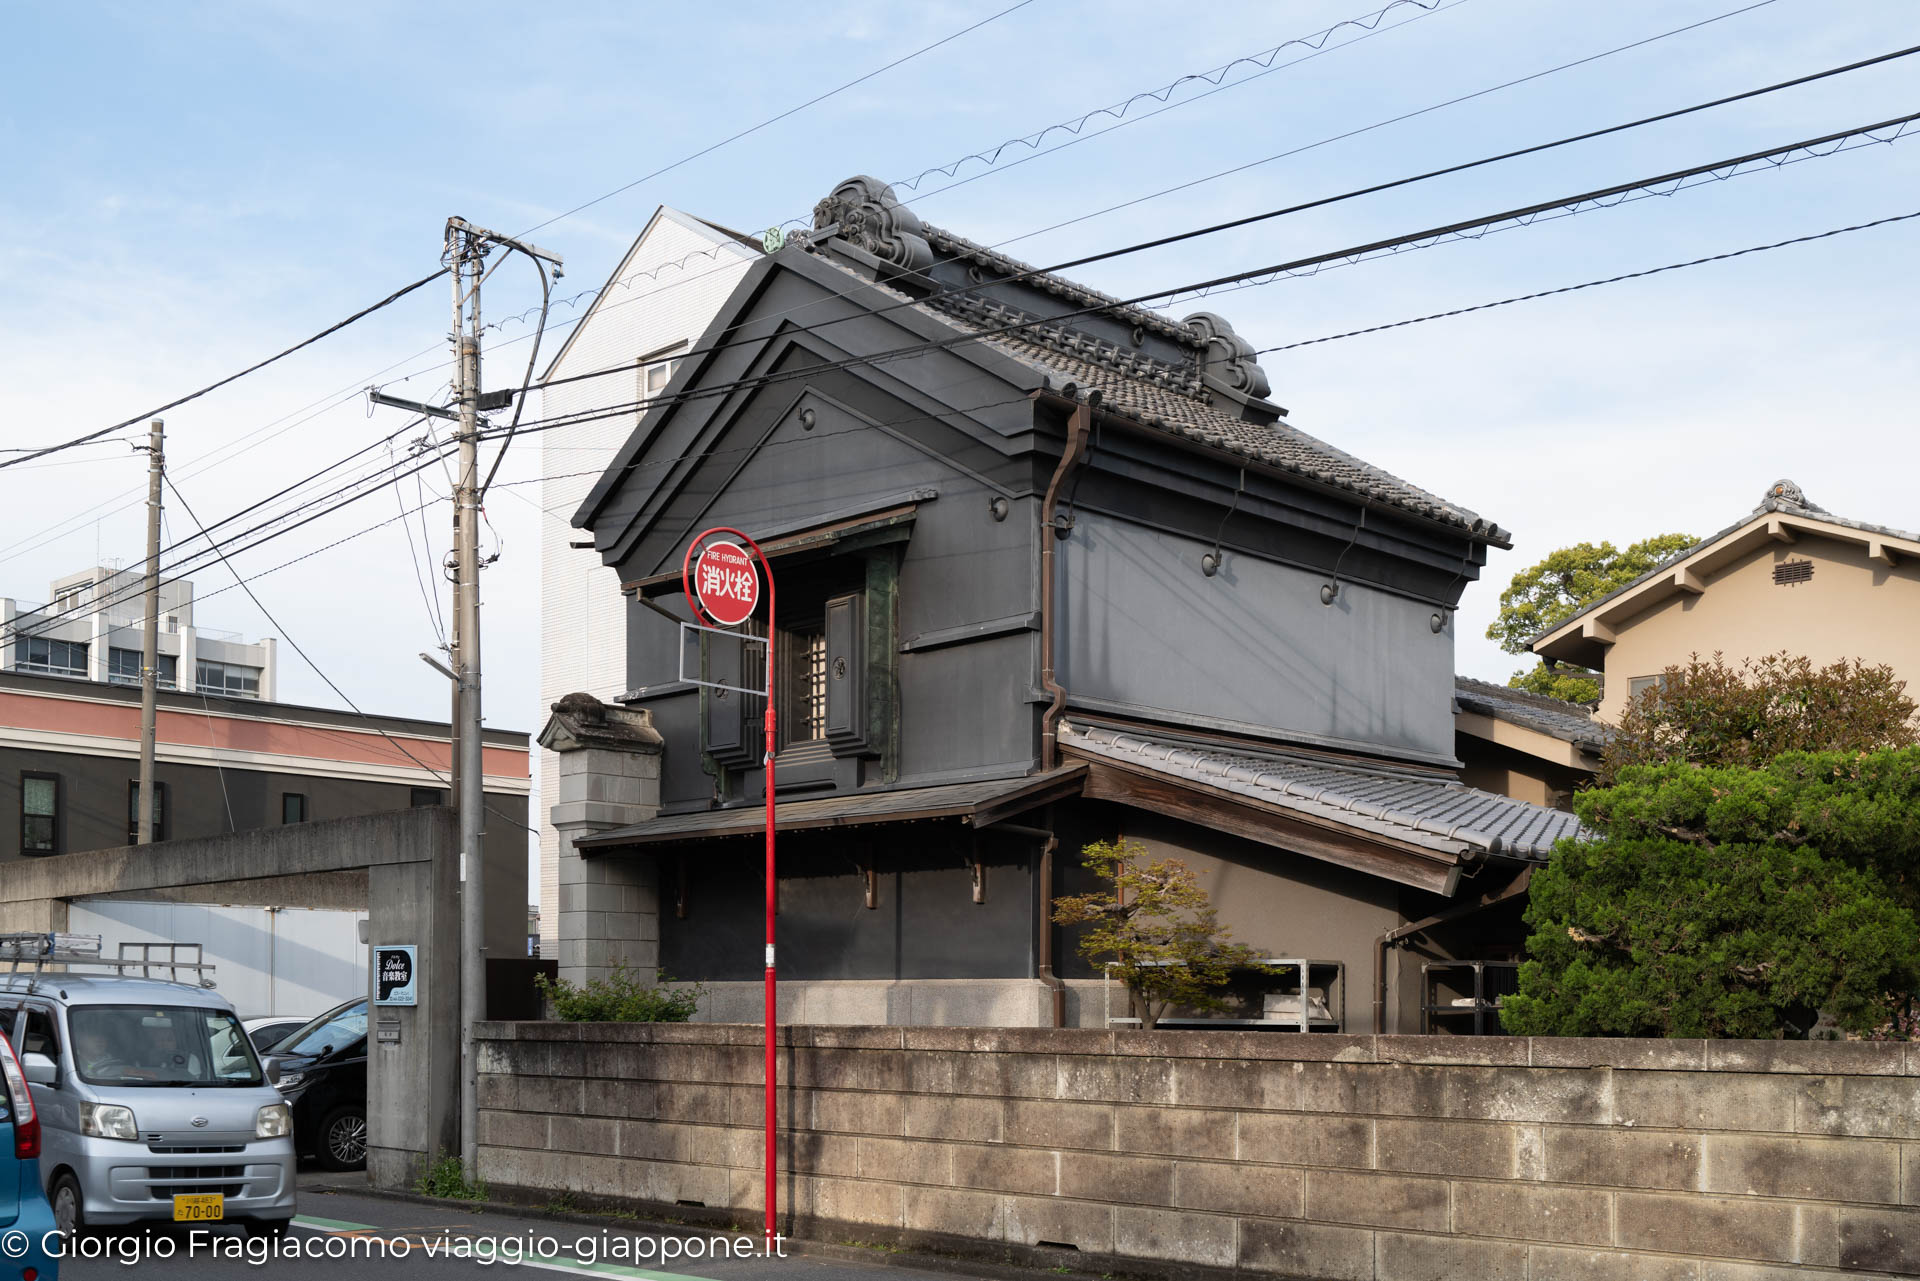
[22,1052,56,1086]
[265,1060,280,1085]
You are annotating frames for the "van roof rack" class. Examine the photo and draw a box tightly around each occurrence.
[0,933,217,991]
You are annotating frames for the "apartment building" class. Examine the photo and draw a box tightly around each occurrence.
[1,565,277,699]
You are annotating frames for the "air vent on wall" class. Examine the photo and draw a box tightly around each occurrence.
[1773,560,1814,585]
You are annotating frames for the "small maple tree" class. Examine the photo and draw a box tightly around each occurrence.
[1051,839,1276,1030]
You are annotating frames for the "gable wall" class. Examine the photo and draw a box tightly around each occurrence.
[1596,532,1920,723]
[537,213,757,930]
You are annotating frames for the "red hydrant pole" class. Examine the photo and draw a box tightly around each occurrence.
[761,600,777,1244]
[683,527,778,1243]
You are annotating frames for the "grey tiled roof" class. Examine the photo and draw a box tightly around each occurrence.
[925,304,1509,544]
[1454,677,1612,752]
[1062,721,1586,861]
[920,223,1199,347]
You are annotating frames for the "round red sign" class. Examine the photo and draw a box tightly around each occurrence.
[691,540,760,626]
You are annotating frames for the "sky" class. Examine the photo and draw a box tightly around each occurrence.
[4,1,1917,898]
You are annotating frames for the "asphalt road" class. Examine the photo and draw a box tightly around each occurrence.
[46,1171,1009,1281]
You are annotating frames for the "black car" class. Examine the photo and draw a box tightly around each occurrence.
[265,997,367,1171]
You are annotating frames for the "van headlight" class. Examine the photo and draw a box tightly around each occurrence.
[256,1103,292,1138]
[273,1071,304,1093]
[79,1102,138,1141]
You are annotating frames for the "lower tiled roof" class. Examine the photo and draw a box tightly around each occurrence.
[1454,677,1612,752]
[1061,721,1585,861]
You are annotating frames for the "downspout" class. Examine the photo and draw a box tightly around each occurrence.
[1372,865,1533,1034]
[994,816,1069,1029]
[1033,391,1094,1028]
[1039,394,1095,771]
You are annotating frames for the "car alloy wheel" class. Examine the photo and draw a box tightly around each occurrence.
[326,1109,367,1168]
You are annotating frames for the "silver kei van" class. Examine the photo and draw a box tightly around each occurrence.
[4,971,297,1237]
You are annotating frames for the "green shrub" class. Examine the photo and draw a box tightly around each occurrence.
[1504,748,1920,1039]
[535,962,700,1022]
[416,1151,486,1200]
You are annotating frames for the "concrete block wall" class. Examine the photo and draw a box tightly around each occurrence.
[472,1023,1920,1280]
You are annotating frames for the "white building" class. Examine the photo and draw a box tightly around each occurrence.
[1,565,277,699]
[536,208,762,931]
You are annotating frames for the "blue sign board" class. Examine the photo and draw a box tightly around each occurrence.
[374,945,418,1006]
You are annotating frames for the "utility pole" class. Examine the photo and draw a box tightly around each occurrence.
[443,217,562,1180]
[136,419,164,846]
[447,218,488,1182]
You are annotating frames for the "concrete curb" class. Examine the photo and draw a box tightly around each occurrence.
[313,1181,1173,1281]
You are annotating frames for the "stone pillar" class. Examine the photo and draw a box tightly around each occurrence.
[538,693,665,987]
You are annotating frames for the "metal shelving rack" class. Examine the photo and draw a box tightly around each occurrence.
[1105,958,1345,1032]
[1421,960,1518,1035]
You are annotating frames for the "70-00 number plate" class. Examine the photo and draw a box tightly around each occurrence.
[173,1193,224,1221]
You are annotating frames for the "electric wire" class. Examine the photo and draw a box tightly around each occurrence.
[1,269,449,471]
[0,443,461,645]
[513,0,1037,240]
[16,65,1910,641]
[1253,210,1920,353]
[493,50,1920,412]
[470,0,1786,365]
[479,108,1920,452]
[948,0,1790,251]
[0,356,452,573]
[158,505,238,837]
[478,249,552,498]
[888,0,1456,193]
[161,472,525,826]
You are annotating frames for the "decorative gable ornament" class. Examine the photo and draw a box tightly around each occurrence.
[811,175,935,276]
[1182,310,1273,402]
[1763,478,1822,512]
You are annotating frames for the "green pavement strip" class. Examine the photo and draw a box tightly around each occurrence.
[291,1212,722,1281]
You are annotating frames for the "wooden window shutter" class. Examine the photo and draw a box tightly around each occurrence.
[702,629,759,768]
[824,591,867,753]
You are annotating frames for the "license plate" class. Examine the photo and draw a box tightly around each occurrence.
[173,1193,224,1221]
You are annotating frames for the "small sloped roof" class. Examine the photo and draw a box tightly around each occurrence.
[1063,720,1585,861]
[1454,677,1612,752]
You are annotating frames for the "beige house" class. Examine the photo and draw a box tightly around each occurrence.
[1532,480,1920,725]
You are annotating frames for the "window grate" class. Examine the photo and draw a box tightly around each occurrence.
[1773,560,1814,585]
[797,631,828,741]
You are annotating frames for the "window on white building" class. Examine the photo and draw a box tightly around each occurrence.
[19,637,87,676]
[196,659,262,698]
[108,648,177,688]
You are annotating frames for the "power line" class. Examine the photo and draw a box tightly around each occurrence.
[0,350,453,574]
[959,0,1786,253]
[478,107,1920,459]
[504,48,1920,412]
[513,0,1037,240]
[475,0,1784,363]
[468,0,1447,343]
[0,268,448,471]
[0,443,460,645]
[248,0,1777,486]
[887,0,1457,194]
[163,473,481,808]
[1254,210,1920,353]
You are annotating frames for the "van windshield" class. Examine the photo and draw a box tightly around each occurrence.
[69,1005,263,1088]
